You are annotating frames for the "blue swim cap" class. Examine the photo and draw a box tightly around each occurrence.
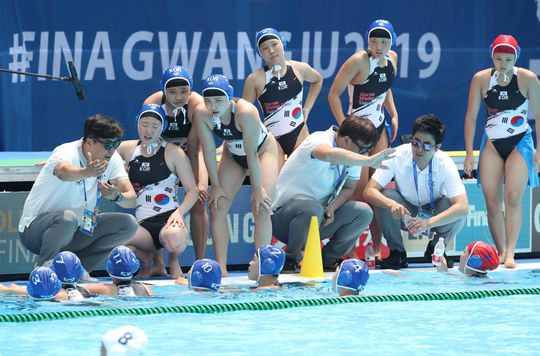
[365,19,397,47]
[160,65,193,92]
[189,259,222,291]
[50,251,84,284]
[202,74,234,101]
[107,246,140,280]
[336,259,369,292]
[136,103,167,133]
[255,28,287,57]
[27,267,62,300]
[258,245,286,277]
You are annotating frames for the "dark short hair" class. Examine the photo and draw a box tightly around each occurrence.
[412,114,445,144]
[83,114,124,140]
[338,115,378,146]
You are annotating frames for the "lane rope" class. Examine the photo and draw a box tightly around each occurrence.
[2,287,539,323]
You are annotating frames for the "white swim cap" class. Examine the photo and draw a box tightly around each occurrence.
[102,325,148,355]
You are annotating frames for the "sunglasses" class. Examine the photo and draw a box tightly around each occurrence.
[411,138,435,152]
[92,137,121,150]
[354,141,373,154]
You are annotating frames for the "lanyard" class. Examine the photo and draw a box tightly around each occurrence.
[331,132,350,193]
[412,159,434,212]
[327,164,350,206]
[327,133,351,205]
[333,164,348,188]
[80,159,101,209]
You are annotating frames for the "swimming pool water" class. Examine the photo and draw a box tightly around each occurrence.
[1,269,540,355]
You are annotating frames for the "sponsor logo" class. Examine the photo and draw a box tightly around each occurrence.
[264,101,281,112]
[359,92,376,103]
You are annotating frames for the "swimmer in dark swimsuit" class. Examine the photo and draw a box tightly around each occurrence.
[328,19,400,260]
[195,74,279,276]
[243,28,323,170]
[117,104,198,280]
[143,65,209,274]
[464,34,540,269]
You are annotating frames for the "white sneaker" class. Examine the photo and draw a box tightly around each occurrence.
[79,270,98,283]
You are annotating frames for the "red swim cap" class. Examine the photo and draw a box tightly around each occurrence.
[465,241,500,273]
[490,34,520,59]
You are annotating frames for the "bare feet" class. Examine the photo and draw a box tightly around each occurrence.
[136,263,152,279]
[169,261,184,280]
[498,250,506,265]
[176,277,188,285]
[150,264,167,277]
[504,257,517,269]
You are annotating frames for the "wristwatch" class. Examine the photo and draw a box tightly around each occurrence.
[113,192,124,203]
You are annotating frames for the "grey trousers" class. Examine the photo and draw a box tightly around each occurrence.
[271,199,373,265]
[373,189,466,252]
[20,210,138,272]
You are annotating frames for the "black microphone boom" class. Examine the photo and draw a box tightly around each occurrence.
[68,61,85,100]
[0,61,85,100]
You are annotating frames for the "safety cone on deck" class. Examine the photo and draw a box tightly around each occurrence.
[300,216,324,277]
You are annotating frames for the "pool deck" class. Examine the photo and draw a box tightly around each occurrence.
[5,259,538,287]
[128,258,540,287]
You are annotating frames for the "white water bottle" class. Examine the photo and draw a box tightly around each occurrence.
[432,237,445,266]
[365,240,376,269]
[403,214,420,238]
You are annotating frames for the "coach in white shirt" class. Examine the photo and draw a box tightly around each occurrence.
[272,117,395,272]
[19,115,138,279]
[365,114,468,269]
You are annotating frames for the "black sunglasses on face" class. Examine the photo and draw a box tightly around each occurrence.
[92,137,121,150]
[355,142,373,154]
[411,138,435,152]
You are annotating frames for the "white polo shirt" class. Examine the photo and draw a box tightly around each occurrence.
[18,139,128,232]
[371,143,465,207]
[273,126,361,209]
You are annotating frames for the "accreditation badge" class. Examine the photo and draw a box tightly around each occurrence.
[80,208,97,236]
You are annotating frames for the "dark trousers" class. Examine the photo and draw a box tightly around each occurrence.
[373,189,465,253]
[272,199,373,265]
[20,210,138,272]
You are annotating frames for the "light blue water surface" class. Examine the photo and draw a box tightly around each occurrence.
[1,268,540,355]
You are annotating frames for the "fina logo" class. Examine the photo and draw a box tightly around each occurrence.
[278,81,288,90]
[499,91,508,100]
[379,73,387,83]
[223,128,233,136]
